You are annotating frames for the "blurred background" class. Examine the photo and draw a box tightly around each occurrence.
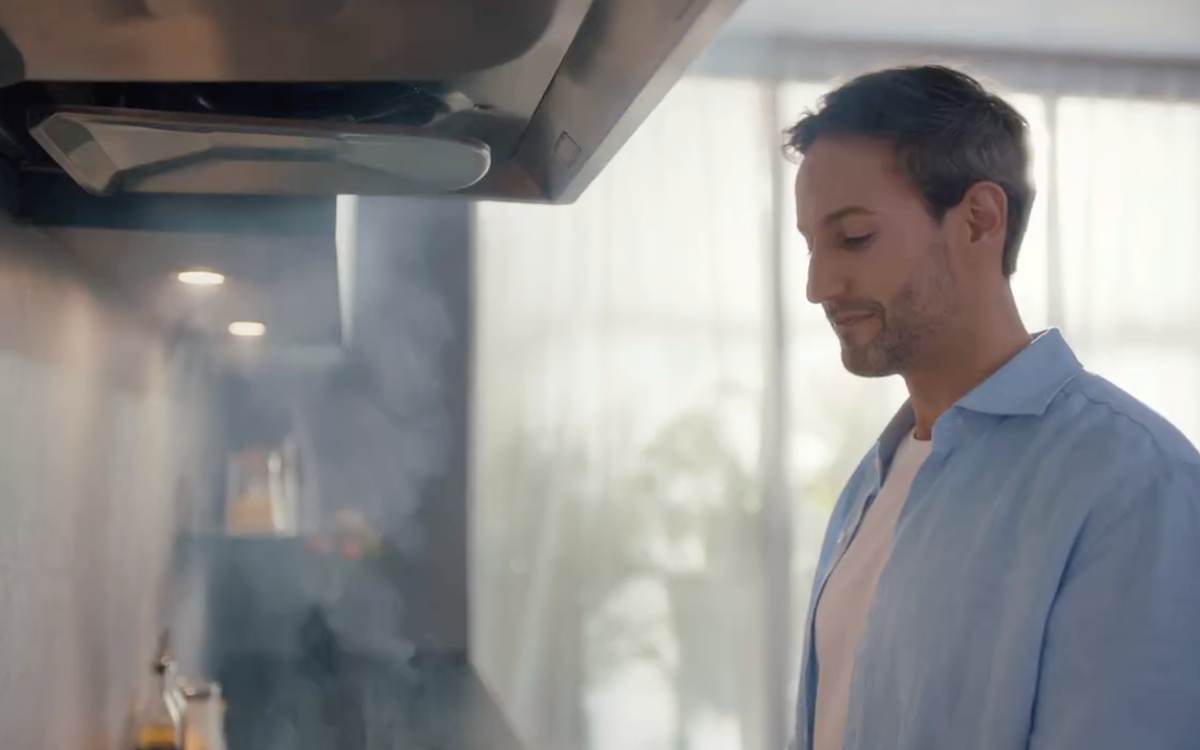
[0,0,1196,749]
[472,2,1200,750]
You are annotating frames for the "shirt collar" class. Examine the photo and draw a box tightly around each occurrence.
[955,328,1082,418]
[872,329,1082,473]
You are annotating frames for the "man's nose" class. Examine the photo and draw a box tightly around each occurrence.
[806,251,849,305]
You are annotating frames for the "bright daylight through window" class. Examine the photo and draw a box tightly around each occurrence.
[471,74,1200,750]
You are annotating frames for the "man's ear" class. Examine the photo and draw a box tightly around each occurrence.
[958,181,1008,268]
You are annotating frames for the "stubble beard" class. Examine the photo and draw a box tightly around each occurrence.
[840,238,957,378]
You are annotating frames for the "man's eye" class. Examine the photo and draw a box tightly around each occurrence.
[843,233,875,249]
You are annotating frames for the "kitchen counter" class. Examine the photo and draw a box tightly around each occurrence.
[182,535,522,750]
[217,647,522,750]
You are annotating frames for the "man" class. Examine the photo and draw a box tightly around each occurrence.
[787,65,1200,750]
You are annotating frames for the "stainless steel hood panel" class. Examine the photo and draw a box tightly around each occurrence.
[0,0,745,203]
[475,0,745,202]
[438,0,596,167]
[0,0,559,81]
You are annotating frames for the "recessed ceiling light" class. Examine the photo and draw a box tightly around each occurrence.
[228,321,266,337]
[177,270,225,286]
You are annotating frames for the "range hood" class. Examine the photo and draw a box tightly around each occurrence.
[0,0,744,202]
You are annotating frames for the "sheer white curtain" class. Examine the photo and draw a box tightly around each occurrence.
[1056,95,1200,444]
[473,78,774,750]
[472,65,1200,750]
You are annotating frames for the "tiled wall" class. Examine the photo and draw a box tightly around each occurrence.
[0,212,221,750]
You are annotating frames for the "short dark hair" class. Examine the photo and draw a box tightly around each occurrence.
[785,65,1034,277]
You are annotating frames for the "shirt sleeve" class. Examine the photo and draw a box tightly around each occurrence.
[1028,462,1200,750]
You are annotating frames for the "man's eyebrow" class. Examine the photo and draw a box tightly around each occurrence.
[797,205,875,236]
[822,206,875,225]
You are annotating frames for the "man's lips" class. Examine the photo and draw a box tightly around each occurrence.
[828,311,875,334]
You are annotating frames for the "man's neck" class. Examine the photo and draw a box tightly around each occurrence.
[903,311,1031,441]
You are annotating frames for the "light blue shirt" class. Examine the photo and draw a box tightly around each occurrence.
[795,329,1200,750]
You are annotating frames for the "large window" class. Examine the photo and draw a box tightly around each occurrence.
[1055,96,1200,445]
[473,78,774,750]
[471,74,1200,750]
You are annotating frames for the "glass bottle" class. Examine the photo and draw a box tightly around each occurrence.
[134,657,183,750]
[182,682,227,750]
[163,657,188,730]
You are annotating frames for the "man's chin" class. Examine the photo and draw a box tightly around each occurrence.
[840,344,894,378]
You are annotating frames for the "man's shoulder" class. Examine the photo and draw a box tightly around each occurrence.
[1001,369,1200,550]
[1028,371,1200,534]
[1048,369,1200,469]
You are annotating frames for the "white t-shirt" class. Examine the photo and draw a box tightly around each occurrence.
[813,431,932,750]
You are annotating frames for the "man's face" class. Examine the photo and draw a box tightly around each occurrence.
[796,137,959,377]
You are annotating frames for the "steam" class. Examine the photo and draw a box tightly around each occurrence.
[268,198,450,635]
[305,196,452,557]
[209,196,482,750]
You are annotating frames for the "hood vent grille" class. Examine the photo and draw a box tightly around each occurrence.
[30,107,491,196]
